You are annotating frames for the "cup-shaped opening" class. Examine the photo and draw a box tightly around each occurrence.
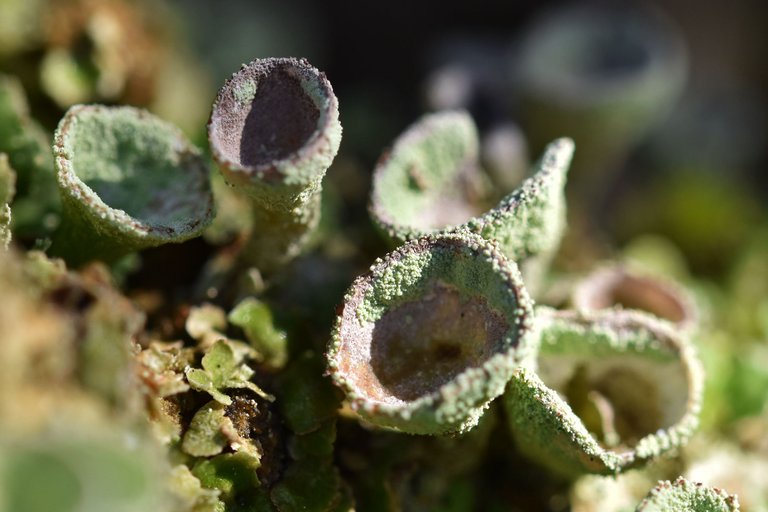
[328,233,534,433]
[572,266,697,332]
[370,111,573,261]
[54,105,213,239]
[518,5,687,103]
[536,309,700,452]
[370,111,489,236]
[369,280,510,402]
[637,477,740,512]
[208,58,340,184]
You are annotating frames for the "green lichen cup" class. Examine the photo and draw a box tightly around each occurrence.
[370,110,573,288]
[505,307,703,477]
[636,477,740,512]
[50,104,214,266]
[208,57,342,272]
[327,232,535,435]
[1,154,15,248]
[515,5,687,178]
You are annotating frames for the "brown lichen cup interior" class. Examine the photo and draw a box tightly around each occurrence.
[209,58,327,171]
[573,267,695,329]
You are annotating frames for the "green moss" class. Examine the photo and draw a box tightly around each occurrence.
[229,298,288,369]
[182,402,233,457]
[186,340,273,406]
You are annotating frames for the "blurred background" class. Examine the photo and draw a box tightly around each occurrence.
[3,1,768,509]
[2,0,767,279]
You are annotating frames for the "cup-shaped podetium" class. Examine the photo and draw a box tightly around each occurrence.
[516,4,687,176]
[50,105,214,266]
[327,232,535,435]
[572,264,699,334]
[370,110,573,286]
[505,307,703,477]
[636,477,740,512]
[208,57,342,272]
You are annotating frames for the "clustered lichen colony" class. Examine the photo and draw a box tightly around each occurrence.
[0,3,763,510]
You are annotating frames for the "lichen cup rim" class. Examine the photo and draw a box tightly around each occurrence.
[54,104,215,244]
[515,3,688,104]
[207,57,342,189]
[636,477,741,512]
[327,232,535,435]
[369,110,481,241]
[369,108,573,250]
[505,307,704,476]
[571,264,699,334]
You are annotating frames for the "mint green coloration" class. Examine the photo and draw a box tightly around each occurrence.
[0,74,59,238]
[232,79,257,105]
[182,401,232,457]
[0,436,167,512]
[185,340,273,406]
[208,58,342,273]
[229,298,288,369]
[370,111,572,287]
[517,5,687,176]
[167,465,224,512]
[0,153,14,248]
[192,452,268,510]
[327,232,535,435]
[50,104,214,266]
[370,111,485,240]
[465,138,572,286]
[504,308,703,477]
[636,477,740,512]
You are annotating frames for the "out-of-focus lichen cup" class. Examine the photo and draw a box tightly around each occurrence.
[208,57,342,273]
[50,104,214,266]
[572,264,699,335]
[327,232,535,435]
[515,4,687,180]
[505,307,703,477]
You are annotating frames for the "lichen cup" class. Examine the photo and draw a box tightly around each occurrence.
[208,57,342,273]
[327,232,535,435]
[50,104,214,266]
[571,264,699,335]
[369,110,573,290]
[636,477,740,512]
[515,4,687,178]
[505,307,703,477]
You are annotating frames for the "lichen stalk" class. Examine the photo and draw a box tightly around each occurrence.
[208,57,342,273]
